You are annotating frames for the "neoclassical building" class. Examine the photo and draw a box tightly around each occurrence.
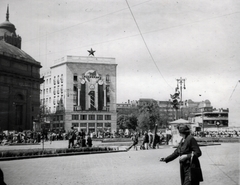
[40,55,117,133]
[0,6,43,131]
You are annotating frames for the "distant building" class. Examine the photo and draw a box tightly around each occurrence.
[0,6,43,131]
[183,99,229,130]
[191,108,229,130]
[40,55,117,133]
[157,101,175,126]
[117,100,138,115]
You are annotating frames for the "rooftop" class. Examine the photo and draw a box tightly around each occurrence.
[51,55,116,68]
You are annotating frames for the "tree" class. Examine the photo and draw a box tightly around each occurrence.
[117,114,129,130]
[117,114,138,131]
[128,114,138,131]
[137,102,161,131]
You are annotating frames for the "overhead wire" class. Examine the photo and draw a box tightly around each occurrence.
[23,1,239,92]
[228,80,240,101]
[30,3,240,61]
[125,0,172,89]
[23,0,153,43]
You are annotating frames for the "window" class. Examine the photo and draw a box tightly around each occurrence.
[74,74,78,82]
[97,115,103,120]
[105,115,111,120]
[88,123,95,127]
[72,114,79,120]
[57,75,59,84]
[49,88,51,93]
[106,74,110,82]
[105,123,111,127]
[97,123,103,127]
[61,74,63,83]
[80,123,87,127]
[54,76,56,85]
[89,114,95,120]
[80,114,87,120]
[72,123,79,127]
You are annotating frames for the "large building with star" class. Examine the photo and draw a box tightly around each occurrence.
[40,55,117,134]
[0,6,43,131]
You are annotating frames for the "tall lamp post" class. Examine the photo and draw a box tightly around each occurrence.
[176,77,186,118]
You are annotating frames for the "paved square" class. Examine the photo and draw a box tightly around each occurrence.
[0,142,239,185]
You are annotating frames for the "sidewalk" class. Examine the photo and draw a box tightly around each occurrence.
[0,143,238,185]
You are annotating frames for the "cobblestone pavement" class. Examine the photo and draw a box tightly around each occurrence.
[0,142,239,185]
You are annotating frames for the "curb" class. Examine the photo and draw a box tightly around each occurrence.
[0,149,127,161]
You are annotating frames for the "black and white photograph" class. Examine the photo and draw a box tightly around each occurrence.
[0,0,239,184]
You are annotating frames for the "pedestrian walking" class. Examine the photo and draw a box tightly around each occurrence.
[68,127,76,148]
[127,132,139,151]
[165,128,172,145]
[86,134,92,147]
[148,130,153,148]
[160,124,203,185]
[153,133,160,149]
[142,131,149,150]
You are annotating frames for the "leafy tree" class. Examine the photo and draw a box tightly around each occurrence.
[137,102,161,131]
[117,114,129,130]
[128,114,138,130]
[117,114,138,131]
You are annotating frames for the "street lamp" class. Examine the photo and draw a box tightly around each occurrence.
[176,77,186,118]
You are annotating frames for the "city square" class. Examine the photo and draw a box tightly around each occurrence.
[0,1,240,185]
[0,142,239,185]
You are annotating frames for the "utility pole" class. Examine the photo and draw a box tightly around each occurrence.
[176,77,186,118]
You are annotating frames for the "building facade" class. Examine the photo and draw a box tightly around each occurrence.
[40,55,117,133]
[0,6,43,131]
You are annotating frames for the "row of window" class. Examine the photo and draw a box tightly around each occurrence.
[72,122,111,128]
[41,95,63,105]
[72,114,111,120]
[53,74,64,85]
[42,86,64,95]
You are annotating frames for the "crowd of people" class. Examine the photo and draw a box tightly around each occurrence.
[193,130,240,138]
[0,130,66,145]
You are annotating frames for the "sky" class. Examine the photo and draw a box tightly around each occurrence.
[0,0,239,125]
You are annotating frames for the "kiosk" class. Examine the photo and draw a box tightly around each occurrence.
[169,119,192,146]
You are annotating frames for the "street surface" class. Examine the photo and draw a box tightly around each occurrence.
[0,142,239,185]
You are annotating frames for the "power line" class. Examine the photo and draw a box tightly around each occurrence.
[31,5,240,61]
[23,0,153,43]
[229,80,240,101]
[125,0,172,89]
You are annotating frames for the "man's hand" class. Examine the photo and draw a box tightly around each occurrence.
[160,158,165,162]
[179,154,188,162]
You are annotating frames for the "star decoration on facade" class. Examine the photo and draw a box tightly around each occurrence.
[88,48,96,56]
